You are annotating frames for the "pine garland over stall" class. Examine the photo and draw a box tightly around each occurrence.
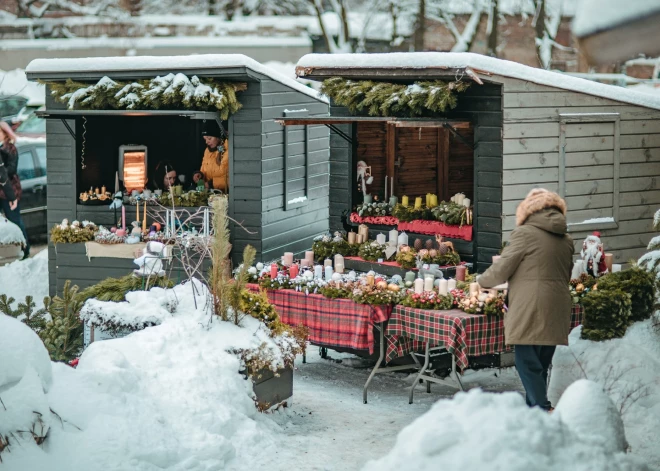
[46,73,247,120]
[320,77,470,117]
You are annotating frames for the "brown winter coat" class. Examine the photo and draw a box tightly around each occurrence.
[477,189,574,346]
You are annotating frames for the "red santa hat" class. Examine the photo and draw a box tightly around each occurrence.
[592,231,601,238]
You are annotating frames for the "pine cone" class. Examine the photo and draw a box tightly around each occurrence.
[414,239,423,251]
[425,239,433,250]
[438,244,449,255]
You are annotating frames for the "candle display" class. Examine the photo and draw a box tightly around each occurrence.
[402,195,409,207]
[364,194,373,204]
[469,282,479,297]
[463,198,471,208]
[325,265,334,281]
[425,193,431,207]
[304,251,315,267]
[438,279,448,295]
[283,252,294,267]
[270,263,278,279]
[389,195,398,207]
[388,229,398,245]
[366,274,375,286]
[424,275,434,292]
[358,224,369,241]
[348,232,356,244]
[376,233,387,245]
[447,279,457,291]
[356,234,364,244]
[405,271,416,283]
[289,264,299,279]
[334,254,344,269]
[414,278,424,294]
[398,232,409,248]
[414,197,423,209]
[314,265,323,279]
[456,265,466,282]
[335,263,344,274]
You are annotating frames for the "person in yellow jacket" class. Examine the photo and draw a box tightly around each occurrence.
[200,126,229,192]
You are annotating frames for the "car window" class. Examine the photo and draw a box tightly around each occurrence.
[17,149,36,180]
[35,146,47,175]
[0,97,28,118]
[16,115,46,133]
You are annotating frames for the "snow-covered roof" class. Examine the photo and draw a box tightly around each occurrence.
[26,54,326,103]
[296,52,660,111]
[572,0,660,37]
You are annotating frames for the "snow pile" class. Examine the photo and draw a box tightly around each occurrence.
[0,250,48,308]
[1,279,284,470]
[0,315,52,391]
[549,321,660,467]
[0,69,45,106]
[363,387,648,471]
[573,0,660,37]
[0,216,25,246]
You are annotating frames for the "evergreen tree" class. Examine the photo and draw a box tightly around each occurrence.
[39,281,84,362]
[0,294,49,333]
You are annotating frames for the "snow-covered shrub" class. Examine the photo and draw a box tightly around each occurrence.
[638,209,660,280]
[581,289,632,341]
[597,267,655,322]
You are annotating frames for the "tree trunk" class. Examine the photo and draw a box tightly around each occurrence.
[311,0,334,53]
[339,0,350,45]
[390,2,398,44]
[487,0,498,56]
[208,0,217,16]
[415,0,425,51]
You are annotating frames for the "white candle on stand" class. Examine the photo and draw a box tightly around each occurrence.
[438,279,448,295]
[376,233,386,245]
[414,278,424,294]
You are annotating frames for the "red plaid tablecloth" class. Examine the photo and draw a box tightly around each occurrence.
[385,304,584,370]
[246,285,391,353]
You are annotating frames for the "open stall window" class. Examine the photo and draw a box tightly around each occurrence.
[283,109,310,210]
[559,113,620,231]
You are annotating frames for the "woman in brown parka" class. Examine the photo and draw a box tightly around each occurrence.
[477,188,574,412]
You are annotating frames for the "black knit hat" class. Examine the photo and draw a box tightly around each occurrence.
[201,120,222,138]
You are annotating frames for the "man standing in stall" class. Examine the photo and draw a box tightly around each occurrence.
[200,122,229,193]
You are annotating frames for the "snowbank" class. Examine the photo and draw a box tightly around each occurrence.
[0,280,287,470]
[0,314,52,391]
[549,321,660,467]
[0,69,45,106]
[0,217,25,246]
[0,250,48,308]
[363,388,648,471]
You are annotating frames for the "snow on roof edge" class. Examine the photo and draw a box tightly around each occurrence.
[26,54,327,104]
[296,52,660,112]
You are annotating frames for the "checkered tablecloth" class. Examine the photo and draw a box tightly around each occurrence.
[246,285,391,353]
[385,304,584,370]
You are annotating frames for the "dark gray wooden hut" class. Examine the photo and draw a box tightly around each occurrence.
[25,55,330,295]
[294,52,660,273]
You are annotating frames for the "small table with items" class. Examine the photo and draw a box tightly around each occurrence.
[363,304,584,404]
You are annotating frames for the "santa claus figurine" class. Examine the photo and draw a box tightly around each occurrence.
[580,231,608,277]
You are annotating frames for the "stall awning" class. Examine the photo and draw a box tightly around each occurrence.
[36,110,224,140]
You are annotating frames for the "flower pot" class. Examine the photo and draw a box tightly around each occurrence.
[248,365,294,407]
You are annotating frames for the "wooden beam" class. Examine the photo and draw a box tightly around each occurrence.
[386,122,396,196]
[392,121,471,129]
[438,128,450,201]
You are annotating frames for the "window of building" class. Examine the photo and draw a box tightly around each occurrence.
[283,109,310,210]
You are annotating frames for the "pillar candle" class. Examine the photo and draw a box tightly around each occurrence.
[270,263,278,279]
[423,276,434,292]
[463,198,471,208]
[405,271,416,283]
[402,195,409,207]
[414,278,424,294]
[447,279,457,291]
[283,252,294,266]
[324,259,333,268]
[325,265,334,281]
[376,233,386,245]
[414,197,422,209]
[438,279,448,295]
[389,196,398,207]
[303,251,315,267]
[348,231,356,244]
[364,274,373,286]
[356,234,364,244]
[469,282,479,297]
[334,254,344,268]
[425,193,430,207]
[289,264,299,279]
[364,194,373,204]
[142,201,147,231]
[398,232,409,248]
[335,263,344,274]
[389,229,398,245]
[612,264,622,273]
[314,265,323,279]
[456,265,466,282]
[604,253,613,273]
[121,205,126,230]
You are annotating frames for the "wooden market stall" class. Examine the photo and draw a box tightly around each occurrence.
[294,52,660,273]
[25,54,330,296]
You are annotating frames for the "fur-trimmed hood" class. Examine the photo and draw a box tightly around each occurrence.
[516,188,567,227]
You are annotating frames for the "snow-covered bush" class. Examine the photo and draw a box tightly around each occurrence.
[638,209,660,281]
[0,217,25,247]
[581,289,632,341]
[597,267,655,322]
[362,388,647,471]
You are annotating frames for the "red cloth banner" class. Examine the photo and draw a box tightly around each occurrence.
[349,212,473,241]
[349,213,398,226]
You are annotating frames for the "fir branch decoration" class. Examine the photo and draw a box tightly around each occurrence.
[50,223,97,244]
[596,267,655,322]
[581,289,632,341]
[395,250,418,269]
[320,78,470,118]
[39,280,84,362]
[157,190,212,207]
[78,275,174,304]
[46,74,247,120]
[358,241,389,262]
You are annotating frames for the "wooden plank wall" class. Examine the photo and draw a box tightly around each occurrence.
[500,77,660,264]
[259,80,330,263]
[356,123,387,196]
[328,103,352,232]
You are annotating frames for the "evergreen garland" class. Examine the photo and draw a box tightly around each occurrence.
[320,77,470,117]
[581,289,632,341]
[596,267,655,322]
[77,275,174,303]
[46,74,247,120]
[358,241,389,262]
[50,224,97,244]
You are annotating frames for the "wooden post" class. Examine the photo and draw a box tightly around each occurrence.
[386,122,396,196]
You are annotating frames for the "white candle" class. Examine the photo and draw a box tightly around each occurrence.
[325,265,334,281]
[463,198,471,208]
[324,259,333,268]
[447,279,457,291]
[438,279,448,295]
[389,229,398,245]
[469,282,479,296]
[424,276,434,292]
[376,233,386,245]
[283,252,294,266]
[612,264,622,273]
[414,278,424,294]
[334,253,344,267]
[314,265,323,279]
[398,232,408,248]
[304,251,314,267]
[335,263,344,274]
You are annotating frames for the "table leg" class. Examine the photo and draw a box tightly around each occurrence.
[409,341,431,404]
[451,354,465,392]
[363,322,386,404]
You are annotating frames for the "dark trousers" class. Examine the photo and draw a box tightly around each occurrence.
[514,345,556,410]
[1,198,30,256]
